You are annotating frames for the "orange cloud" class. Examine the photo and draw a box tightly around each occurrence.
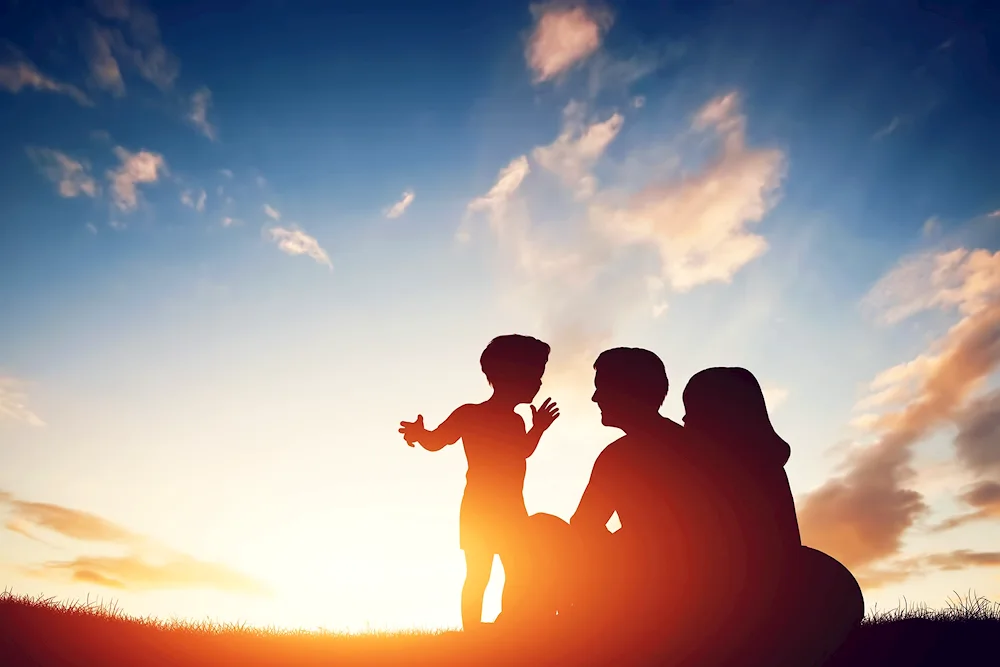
[799,248,1000,583]
[107,146,168,213]
[26,148,99,199]
[591,92,785,292]
[39,554,271,595]
[0,48,93,107]
[532,100,623,199]
[1,491,271,596]
[525,3,610,83]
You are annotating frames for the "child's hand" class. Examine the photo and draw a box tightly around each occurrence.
[530,398,560,432]
[399,415,426,447]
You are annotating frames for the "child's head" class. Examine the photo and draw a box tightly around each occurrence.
[480,334,550,403]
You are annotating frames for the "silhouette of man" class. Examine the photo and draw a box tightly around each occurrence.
[568,348,712,640]
[399,334,560,631]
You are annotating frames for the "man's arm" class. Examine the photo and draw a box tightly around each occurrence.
[403,404,471,452]
[570,448,616,535]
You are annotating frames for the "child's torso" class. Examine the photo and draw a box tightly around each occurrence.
[460,405,528,507]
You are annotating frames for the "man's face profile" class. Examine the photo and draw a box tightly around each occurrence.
[592,367,627,428]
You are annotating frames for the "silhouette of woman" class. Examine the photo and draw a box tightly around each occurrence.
[681,367,864,667]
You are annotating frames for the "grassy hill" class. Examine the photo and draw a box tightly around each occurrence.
[1,590,997,666]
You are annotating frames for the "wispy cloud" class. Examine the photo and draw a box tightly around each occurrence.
[459,155,531,243]
[987,209,1000,219]
[384,190,415,219]
[462,91,785,385]
[532,100,623,199]
[220,169,233,179]
[107,146,168,212]
[266,226,332,269]
[89,0,180,93]
[186,87,216,140]
[525,3,610,83]
[263,204,281,221]
[592,92,785,292]
[0,490,270,595]
[0,49,93,107]
[922,216,940,237]
[26,148,99,198]
[180,188,207,212]
[221,216,241,228]
[83,24,126,96]
[873,116,902,140]
[0,377,44,427]
[799,247,1000,584]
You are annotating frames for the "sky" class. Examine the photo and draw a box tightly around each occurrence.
[2,0,1000,632]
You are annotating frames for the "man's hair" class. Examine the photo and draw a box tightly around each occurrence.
[480,334,551,385]
[593,347,669,408]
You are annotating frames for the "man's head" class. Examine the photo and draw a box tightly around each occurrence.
[592,347,669,430]
[481,334,551,404]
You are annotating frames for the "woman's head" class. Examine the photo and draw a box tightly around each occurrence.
[682,367,790,466]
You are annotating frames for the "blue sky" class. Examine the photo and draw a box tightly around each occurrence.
[2,0,1000,630]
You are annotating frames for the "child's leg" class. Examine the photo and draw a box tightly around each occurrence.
[461,549,494,631]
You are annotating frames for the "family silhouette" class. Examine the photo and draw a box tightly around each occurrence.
[400,335,864,666]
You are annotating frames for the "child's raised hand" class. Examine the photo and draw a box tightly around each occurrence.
[399,415,426,447]
[530,398,560,432]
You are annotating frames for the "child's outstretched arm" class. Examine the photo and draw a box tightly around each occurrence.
[399,404,471,452]
[520,398,559,458]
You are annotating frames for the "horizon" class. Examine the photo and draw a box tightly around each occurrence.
[2,0,1000,632]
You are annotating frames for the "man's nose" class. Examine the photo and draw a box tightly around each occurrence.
[591,391,598,403]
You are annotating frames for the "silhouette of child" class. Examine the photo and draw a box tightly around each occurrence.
[399,334,560,631]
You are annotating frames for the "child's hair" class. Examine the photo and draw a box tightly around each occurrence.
[480,334,551,386]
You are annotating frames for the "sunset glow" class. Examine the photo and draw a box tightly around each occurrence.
[2,1,1000,632]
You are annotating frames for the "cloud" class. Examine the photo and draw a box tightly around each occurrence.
[459,155,531,242]
[922,216,940,237]
[86,222,99,234]
[40,554,271,595]
[590,92,785,291]
[924,550,1000,571]
[83,24,126,96]
[874,116,902,140]
[798,247,1000,582]
[4,498,140,545]
[26,148,99,198]
[988,209,1000,219]
[107,146,167,212]
[461,92,785,387]
[525,3,610,83]
[0,377,44,427]
[186,87,216,140]
[631,95,645,109]
[263,204,281,221]
[763,386,790,411]
[220,169,233,179]
[221,216,241,228]
[266,226,332,269]
[0,50,93,106]
[180,188,206,212]
[384,190,415,219]
[0,490,269,595]
[532,100,623,199]
[89,0,180,92]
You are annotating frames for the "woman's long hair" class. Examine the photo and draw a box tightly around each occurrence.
[682,366,791,467]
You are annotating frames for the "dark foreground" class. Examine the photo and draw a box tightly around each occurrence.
[1,592,998,666]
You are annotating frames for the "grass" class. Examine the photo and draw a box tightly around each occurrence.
[2,589,998,666]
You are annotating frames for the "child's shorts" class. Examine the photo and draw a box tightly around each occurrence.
[459,493,528,556]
